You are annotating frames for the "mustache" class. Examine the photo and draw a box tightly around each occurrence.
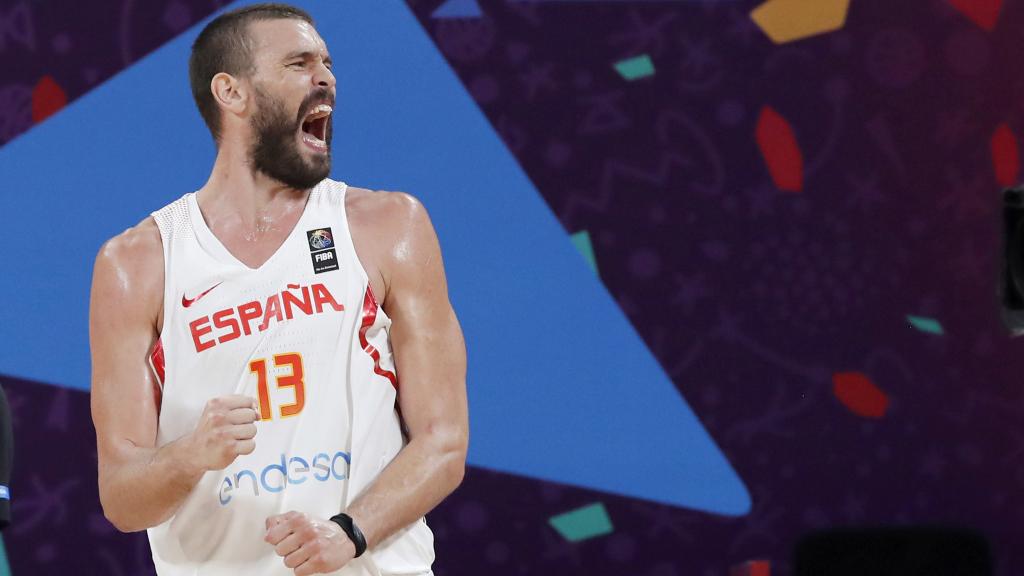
[297,88,336,122]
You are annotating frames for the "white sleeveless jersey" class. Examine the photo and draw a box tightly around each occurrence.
[147,179,435,576]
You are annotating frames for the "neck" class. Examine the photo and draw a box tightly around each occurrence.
[198,139,311,228]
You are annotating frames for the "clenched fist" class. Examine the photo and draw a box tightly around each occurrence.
[265,511,357,575]
[185,395,259,471]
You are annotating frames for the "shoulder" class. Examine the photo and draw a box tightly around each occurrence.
[346,186,438,258]
[345,187,443,306]
[96,217,163,274]
[345,186,430,229]
[92,217,164,318]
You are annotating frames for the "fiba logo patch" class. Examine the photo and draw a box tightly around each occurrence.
[306,227,339,274]
[308,228,334,250]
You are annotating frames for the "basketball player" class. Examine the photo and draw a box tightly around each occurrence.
[89,4,468,575]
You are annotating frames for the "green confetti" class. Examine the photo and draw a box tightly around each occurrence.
[570,230,599,276]
[907,315,944,335]
[614,54,655,81]
[549,502,614,542]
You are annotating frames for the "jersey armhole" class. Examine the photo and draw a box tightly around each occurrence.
[148,208,175,410]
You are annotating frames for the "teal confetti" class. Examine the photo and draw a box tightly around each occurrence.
[614,54,655,81]
[0,535,10,576]
[570,230,599,276]
[549,502,614,542]
[907,315,944,335]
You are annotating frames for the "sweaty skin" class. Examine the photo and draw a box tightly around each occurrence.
[90,16,468,576]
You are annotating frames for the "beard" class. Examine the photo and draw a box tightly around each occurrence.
[248,85,333,190]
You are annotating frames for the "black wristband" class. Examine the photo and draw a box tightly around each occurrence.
[329,513,367,558]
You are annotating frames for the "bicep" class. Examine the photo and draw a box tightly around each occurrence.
[89,233,163,470]
[383,197,468,448]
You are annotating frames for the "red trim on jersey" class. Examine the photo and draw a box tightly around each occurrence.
[358,286,399,391]
[149,338,165,415]
[149,338,165,386]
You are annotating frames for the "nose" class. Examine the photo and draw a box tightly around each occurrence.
[314,61,336,90]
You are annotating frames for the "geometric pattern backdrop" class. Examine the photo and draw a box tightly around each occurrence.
[0,0,750,519]
[2,0,1022,574]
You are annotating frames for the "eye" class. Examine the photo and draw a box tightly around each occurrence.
[288,62,305,69]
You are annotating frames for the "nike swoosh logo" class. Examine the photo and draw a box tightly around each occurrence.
[181,282,222,308]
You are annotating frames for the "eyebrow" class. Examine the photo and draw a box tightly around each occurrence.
[282,50,332,65]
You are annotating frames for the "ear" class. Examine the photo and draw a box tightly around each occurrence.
[210,72,249,117]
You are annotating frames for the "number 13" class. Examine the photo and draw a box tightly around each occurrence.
[249,353,305,421]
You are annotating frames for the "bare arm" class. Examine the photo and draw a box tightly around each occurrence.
[344,192,469,546]
[90,219,259,532]
[265,192,469,575]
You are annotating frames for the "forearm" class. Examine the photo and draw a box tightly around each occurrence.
[99,435,204,532]
[345,433,466,549]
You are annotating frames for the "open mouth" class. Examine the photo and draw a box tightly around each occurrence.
[300,103,332,150]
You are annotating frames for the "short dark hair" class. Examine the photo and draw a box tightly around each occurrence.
[189,3,314,143]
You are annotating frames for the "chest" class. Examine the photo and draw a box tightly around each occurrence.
[211,217,303,270]
[209,209,387,307]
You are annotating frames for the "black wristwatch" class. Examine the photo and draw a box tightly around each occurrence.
[329,513,367,558]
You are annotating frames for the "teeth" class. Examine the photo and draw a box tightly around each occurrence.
[307,104,333,120]
[303,133,327,148]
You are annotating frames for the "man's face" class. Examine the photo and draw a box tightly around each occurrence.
[246,19,336,190]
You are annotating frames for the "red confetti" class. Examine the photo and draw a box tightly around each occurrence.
[948,0,1003,31]
[832,372,889,419]
[991,123,1020,187]
[32,75,68,124]
[755,105,804,193]
[731,560,771,576]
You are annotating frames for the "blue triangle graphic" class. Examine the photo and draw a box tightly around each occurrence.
[432,0,483,18]
[0,0,750,516]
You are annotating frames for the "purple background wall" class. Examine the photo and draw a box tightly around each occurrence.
[2,0,1022,574]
